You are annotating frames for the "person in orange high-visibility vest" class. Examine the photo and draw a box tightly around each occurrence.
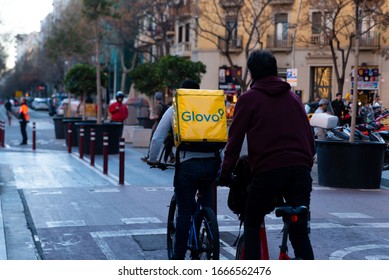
[18,97,30,145]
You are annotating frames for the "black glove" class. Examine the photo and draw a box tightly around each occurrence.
[216,167,232,187]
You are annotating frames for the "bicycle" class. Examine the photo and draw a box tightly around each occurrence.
[149,159,220,260]
[235,205,309,260]
[167,188,220,260]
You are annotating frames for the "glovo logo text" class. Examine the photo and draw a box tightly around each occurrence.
[181,108,224,122]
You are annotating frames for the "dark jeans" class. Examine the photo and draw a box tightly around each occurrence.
[172,157,220,259]
[20,121,28,143]
[243,165,314,260]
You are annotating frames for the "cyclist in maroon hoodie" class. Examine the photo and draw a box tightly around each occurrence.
[218,50,315,260]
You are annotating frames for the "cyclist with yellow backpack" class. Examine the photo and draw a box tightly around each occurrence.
[147,79,227,260]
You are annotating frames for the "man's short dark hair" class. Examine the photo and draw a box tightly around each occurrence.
[336,93,342,97]
[180,79,200,89]
[247,50,278,81]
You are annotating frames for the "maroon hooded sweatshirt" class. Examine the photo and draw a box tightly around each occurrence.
[221,76,315,176]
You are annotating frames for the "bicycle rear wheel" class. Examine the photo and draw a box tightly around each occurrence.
[166,194,177,260]
[195,207,220,260]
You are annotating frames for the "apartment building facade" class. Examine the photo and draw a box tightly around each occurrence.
[136,0,389,106]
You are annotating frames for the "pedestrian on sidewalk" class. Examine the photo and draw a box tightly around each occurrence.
[5,99,13,126]
[331,93,347,125]
[141,92,169,162]
[18,97,30,145]
[109,91,128,123]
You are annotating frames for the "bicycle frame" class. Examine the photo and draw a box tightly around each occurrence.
[237,221,270,260]
[188,194,216,253]
[188,200,202,252]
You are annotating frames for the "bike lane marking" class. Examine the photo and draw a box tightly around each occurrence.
[87,222,389,260]
[329,213,373,219]
[330,244,389,260]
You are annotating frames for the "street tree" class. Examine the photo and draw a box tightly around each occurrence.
[0,33,9,76]
[129,55,206,97]
[82,0,119,124]
[106,0,145,93]
[44,0,93,70]
[194,0,272,92]
[301,0,389,97]
[64,63,107,120]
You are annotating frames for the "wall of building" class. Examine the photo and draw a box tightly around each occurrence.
[189,0,389,109]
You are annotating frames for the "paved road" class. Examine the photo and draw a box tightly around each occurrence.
[1,106,389,260]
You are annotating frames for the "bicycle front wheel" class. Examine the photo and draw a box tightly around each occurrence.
[166,194,177,260]
[196,207,220,260]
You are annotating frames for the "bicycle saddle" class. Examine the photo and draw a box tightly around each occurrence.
[275,206,308,218]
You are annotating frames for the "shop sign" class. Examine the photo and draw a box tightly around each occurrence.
[351,65,380,90]
[219,66,242,93]
[287,68,298,87]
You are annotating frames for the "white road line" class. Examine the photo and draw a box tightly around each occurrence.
[217,215,235,222]
[329,213,373,219]
[90,232,118,260]
[220,239,237,257]
[90,229,230,260]
[89,188,120,193]
[121,217,162,224]
[329,245,389,260]
[46,220,86,228]
[88,223,389,260]
[144,187,174,192]
[30,191,63,195]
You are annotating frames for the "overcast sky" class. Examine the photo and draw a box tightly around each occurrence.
[0,0,53,68]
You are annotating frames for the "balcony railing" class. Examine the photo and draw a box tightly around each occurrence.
[220,0,244,9]
[171,42,192,57]
[353,33,380,50]
[269,0,294,5]
[218,36,243,53]
[310,33,330,46]
[266,34,292,52]
[135,32,154,48]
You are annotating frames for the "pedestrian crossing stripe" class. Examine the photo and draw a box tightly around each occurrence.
[330,213,373,219]
[121,217,162,224]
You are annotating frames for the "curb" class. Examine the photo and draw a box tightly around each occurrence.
[0,195,7,260]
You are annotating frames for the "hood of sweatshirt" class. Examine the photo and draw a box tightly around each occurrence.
[250,76,291,96]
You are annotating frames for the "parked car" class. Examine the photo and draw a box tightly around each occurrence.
[48,93,67,116]
[56,98,80,116]
[31,98,50,110]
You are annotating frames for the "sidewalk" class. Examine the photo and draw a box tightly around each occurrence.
[0,144,148,260]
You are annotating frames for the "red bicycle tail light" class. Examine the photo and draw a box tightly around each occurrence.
[291,215,298,222]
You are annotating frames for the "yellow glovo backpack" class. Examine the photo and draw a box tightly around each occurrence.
[173,89,228,152]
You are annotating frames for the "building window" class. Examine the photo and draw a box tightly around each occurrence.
[226,17,238,40]
[311,11,332,45]
[178,23,190,43]
[360,10,376,45]
[275,13,288,47]
[312,12,322,35]
[178,26,183,43]
[310,66,332,101]
[185,23,190,42]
